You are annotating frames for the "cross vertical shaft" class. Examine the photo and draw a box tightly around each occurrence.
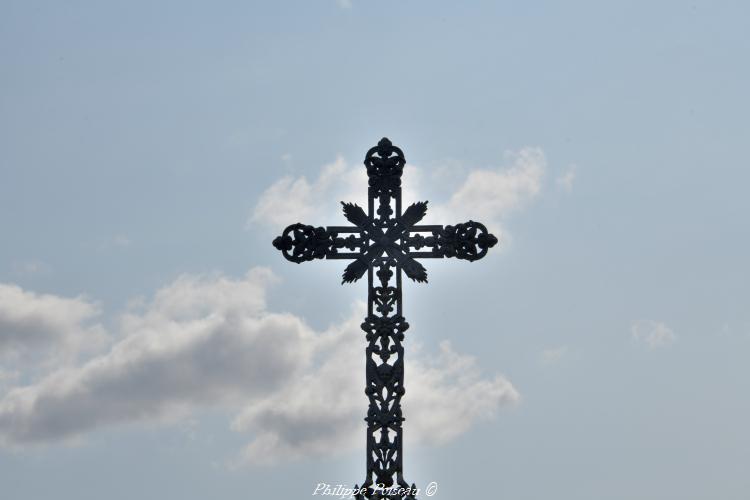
[359,140,411,497]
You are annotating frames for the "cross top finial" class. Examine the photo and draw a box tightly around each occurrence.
[365,137,405,196]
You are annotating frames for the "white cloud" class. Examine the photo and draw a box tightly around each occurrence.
[631,320,677,349]
[556,165,577,192]
[540,346,568,365]
[250,156,367,228]
[250,147,547,238]
[436,148,545,226]
[0,283,108,368]
[403,341,519,446]
[0,271,518,462]
[336,0,352,8]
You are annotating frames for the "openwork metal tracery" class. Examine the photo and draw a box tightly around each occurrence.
[273,138,497,499]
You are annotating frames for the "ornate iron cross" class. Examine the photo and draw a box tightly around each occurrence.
[272,138,498,499]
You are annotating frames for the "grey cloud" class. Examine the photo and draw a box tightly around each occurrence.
[232,313,519,465]
[0,283,107,366]
[0,270,518,464]
[0,269,315,445]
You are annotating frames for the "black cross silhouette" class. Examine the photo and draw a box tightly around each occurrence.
[272,138,498,499]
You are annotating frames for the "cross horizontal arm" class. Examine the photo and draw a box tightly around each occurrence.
[403,220,499,261]
[272,223,367,263]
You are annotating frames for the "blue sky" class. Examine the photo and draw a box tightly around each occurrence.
[1,1,749,499]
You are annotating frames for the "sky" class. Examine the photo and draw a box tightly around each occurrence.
[1,1,749,499]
